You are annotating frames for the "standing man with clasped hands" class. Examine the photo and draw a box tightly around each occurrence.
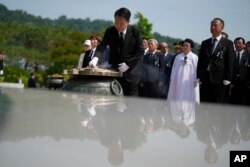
[89,7,144,96]
[197,18,234,103]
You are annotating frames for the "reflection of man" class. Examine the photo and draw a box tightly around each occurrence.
[89,7,144,96]
[195,105,232,164]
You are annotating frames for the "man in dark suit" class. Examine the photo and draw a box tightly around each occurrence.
[89,7,144,96]
[140,39,163,98]
[197,18,234,103]
[245,41,250,105]
[231,37,249,105]
[159,42,173,99]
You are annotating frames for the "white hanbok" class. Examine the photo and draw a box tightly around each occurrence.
[168,51,199,103]
[167,51,199,126]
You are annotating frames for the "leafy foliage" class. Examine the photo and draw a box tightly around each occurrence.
[134,12,154,39]
[0,3,196,86]
[2,66,29,86]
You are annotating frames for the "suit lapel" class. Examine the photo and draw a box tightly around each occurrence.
[240,51,247,65]
[212,38,225,57]
[123,26,132,53]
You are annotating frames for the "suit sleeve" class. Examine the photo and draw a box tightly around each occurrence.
[224,40,234,81]
[94,28,109,61]
[197,41,206,80]
[125,28,144,70]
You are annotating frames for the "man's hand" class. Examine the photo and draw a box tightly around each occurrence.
[194,79,201,87]
[118,62,129,72]
[88,57,99,68]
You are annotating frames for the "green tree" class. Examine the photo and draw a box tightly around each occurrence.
[133,12,154,39]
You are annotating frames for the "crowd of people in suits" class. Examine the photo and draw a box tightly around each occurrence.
[77,8,250,106]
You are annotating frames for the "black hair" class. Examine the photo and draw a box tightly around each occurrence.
[234,37,245,44]
[182,38,194,48]
[211,18,225,28]
[90,35,102,43]
[114,7,131,21]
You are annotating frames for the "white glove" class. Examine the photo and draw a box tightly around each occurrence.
[88,57,99,67]
[0,70,3,75]
[118,62,129,72]
[223,80,231,86]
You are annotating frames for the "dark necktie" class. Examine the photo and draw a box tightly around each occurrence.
[119,32,124,53]
[211,38,217,54]
[149,53,154,62]
[237,52,240,65]
[90,50,94,59]
[236,52,240,75]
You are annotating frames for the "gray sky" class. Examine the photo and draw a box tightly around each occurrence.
[1,0,249,43]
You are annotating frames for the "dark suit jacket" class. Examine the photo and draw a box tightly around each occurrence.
[141,52,163,83]
[82,50,92,68]
[161,53,174,83]
[197,37,234,84]
[232,51,249,83]
[94,25,144,72]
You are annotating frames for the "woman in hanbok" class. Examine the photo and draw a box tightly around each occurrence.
[167,38,199,127]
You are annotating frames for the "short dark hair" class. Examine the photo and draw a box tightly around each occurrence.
[211,18,225,28]
[90,35,102,43]
[182,38,194,48]
[234,37,245,44]
[114,7,131,21]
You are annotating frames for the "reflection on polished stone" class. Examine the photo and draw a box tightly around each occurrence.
[0,88,249,167]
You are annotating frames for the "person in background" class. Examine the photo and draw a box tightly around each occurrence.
[245,41,250,105]
[168,38,199,103]
[142,37,149,55]
[78,39,92,69]
[173,42,182,55]
[221,32,229,39]
[0,52,3,76]
[138,37,149,96]
[197,18,234,103]
[28,72,37,88]
[231,37,249,105]
[89,7,144,96]
[82,35,102,68]
[140,39,163,98]
[171,41,182,67]
[160,42,174,99]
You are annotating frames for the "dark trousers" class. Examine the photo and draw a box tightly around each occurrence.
[200,72,229,103]
[143,82,161,98]
[138,81,145,97]
[231,80,248,105]
[159,82,170,99]
[118,76,138,96]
